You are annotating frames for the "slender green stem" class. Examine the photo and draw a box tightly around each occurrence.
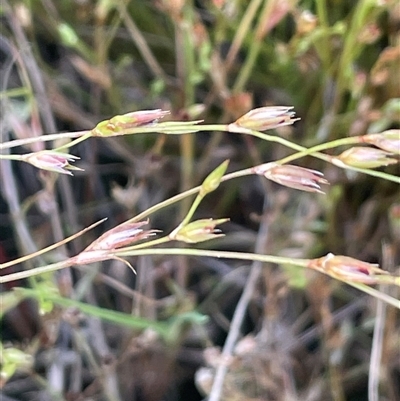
[125,167,252,224]
[0,248,309,284]
[180,194,204,226]
[0,87,31,98]
[0,130,89,150]
[225,0,263,71]
[117,0,168,81]
[315,0,331,72]
[0,122,200,151]
[4,247,399,309]
[119,236,171,251]
[332,0,378,114]
[334,166,400,184]
[0,154,24,161]
[16,287,169,335]
[1,122,398,184]
[226,126,400,184]
[127,187,200,223]
[277,136,362,164]
[53,132,93,151]
[0,218,106,269]
[233,35,262,93]
[177,2,196,220]
[233,0,273,93]
[115,248,310,265]
[347,282,400,310]
[0,259,73,284]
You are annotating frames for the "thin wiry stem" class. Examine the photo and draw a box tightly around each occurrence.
[208,196,269,401]
[116,0,169,82]
[368,245,393,401]
[5,0,75,292]
[0,248,309,284]
[0,130,87,150]
[0,219,107,269]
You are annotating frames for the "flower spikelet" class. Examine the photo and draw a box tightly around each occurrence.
[92,110,170,136]
[308,253,390,284]
[254,163,329,193]
[22,151,83,175]
[170,218,229,243]
[84,220,158,251]
[334,147,398,169]
[362,130,400,155]
[71,220,159,271]
[234,106,299,131]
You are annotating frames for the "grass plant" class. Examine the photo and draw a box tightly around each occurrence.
[1,1,399,400]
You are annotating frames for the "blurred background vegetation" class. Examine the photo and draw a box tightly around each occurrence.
[0,0,399,400]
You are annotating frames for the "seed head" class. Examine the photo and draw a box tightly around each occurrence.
[308,253,389,284]
[234,106,299,131]
[334,146,398,169]
[362,130,400,155]
[84,220,158,251]
[254,163,329,193]
[92,110,170,136]
[70,220,159,274]
[170,218,229,243]
[22,151,83,175]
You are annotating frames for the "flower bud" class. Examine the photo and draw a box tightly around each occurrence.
[200,160,229,196]
[296,10,318,35]
[362,130,400,155]
[170,218,229,243]
[234,106,299,131]
[0,344,33,385]
[357,23,381,44]
[92,110,170,136]
[308,253,389,284]
[22,151,83,175]
[254,163,328,193]
[333,146,398,169]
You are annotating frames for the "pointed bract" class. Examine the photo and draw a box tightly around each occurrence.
[22,151,83,175]
[234,106,299,131]
[200,160,229,196]
[85,220,158,251]
[308,253,389,284]
[362,130,400,155]
[92,110,170,136]
[254,163,329,193]
[70,220,159,274]
[170,218,229,243]
[334,146,398,169]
